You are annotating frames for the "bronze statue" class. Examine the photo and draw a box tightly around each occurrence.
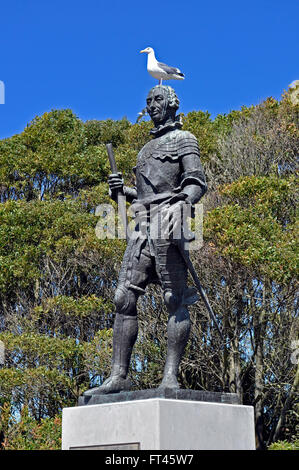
[84,85,207,396]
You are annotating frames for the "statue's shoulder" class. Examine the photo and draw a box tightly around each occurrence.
[174,129,198,142]
[165,129,199,160]
[138,138,154,153]
[172,130,199,155]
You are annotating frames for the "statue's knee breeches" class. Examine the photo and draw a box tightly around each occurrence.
[114,285,137,316]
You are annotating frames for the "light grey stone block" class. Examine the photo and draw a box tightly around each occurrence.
[62,398,255,450]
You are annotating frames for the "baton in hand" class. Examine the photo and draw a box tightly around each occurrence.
[106,143,129,242]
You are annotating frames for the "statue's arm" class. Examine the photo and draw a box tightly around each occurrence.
[164,136,207,235]
[180,154,207,205]
[178,133,207,205]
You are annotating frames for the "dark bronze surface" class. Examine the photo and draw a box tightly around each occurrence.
[79,388,240,406]
[84,86,209,397]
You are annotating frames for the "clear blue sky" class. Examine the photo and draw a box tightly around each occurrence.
[0,0,298,139]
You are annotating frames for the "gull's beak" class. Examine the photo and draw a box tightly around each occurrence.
[140,49,146,53]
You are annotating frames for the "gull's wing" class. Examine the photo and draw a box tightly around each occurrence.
[157,61,184,76]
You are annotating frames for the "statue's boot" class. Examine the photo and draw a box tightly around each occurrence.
[84,313,138,396]
[158,306,191,390]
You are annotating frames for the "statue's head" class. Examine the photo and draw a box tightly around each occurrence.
[146,85,180,126]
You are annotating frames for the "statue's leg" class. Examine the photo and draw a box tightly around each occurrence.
[154,238,190,389]
[84,238,152,396]
[159,292,191,389]
[84,286,138,395]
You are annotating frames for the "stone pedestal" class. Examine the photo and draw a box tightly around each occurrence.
[62,390,255,450]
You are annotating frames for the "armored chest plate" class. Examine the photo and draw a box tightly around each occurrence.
[135,130,182,198]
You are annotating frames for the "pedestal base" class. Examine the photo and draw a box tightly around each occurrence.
[62,397,255,450]
[78,388,240,406]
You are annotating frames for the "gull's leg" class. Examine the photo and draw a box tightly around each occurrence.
[159,78,163,85]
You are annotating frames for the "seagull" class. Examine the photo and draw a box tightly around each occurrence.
[140,47,185,85]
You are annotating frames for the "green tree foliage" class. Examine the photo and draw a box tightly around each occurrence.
[0,90,298,450]
[268,439,299,450]
[205,175,298,284]
[0,404,61,450]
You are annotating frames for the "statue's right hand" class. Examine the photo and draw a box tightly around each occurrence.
[108,173,124,197]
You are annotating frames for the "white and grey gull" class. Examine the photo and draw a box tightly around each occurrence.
[140,47,185,84]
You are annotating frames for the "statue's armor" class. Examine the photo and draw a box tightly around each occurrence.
[134,128,206,207]
[115,127,207,309]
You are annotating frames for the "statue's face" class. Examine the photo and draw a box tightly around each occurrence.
[146,88,169,125]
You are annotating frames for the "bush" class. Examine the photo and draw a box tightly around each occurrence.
[268,440,299,450]
[0,404,61,450]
